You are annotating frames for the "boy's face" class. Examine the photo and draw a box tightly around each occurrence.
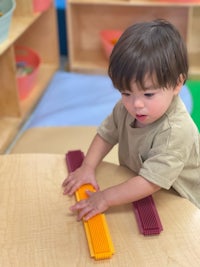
[121,76,183,128]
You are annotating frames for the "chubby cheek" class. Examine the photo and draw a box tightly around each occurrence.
[123,101,130,111]
[148,101,169,119]
[121,98,128,109]
[122,99,134,115]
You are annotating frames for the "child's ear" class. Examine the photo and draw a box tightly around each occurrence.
[174,74,185,95]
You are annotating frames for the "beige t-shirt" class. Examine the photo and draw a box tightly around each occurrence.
[97,96,200,208]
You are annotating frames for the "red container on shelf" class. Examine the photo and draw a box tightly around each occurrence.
[15,46,41,100]
[100,30,123,60]
[33,0,52,13]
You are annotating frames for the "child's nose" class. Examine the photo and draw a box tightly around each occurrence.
[133,98,144,108]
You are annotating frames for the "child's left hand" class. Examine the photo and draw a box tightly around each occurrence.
[70,190,109,221]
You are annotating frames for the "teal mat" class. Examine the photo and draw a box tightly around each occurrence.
[186,80,200,131]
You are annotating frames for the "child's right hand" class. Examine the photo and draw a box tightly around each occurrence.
[62,162,99,196]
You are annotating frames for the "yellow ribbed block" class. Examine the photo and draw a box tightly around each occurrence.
[75,184,115,260]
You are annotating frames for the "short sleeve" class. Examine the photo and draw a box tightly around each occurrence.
[139,153,185,189]
[97,101,122,145]
[138,122,196,189]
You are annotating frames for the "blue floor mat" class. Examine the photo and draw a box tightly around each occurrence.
[24,71,121,129]
[22,71,198,131]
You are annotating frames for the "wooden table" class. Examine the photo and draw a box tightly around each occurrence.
[0,154,200,267]
[9,126,119,164]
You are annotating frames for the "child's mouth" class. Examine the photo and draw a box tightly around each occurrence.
[136,114,147,121]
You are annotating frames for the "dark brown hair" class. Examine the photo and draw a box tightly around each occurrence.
[108,19,188,91]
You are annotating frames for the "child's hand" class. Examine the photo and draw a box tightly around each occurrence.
[62,163,99,196]
[70,190,109,221]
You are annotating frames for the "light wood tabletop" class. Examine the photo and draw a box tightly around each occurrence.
[0,154,200,267]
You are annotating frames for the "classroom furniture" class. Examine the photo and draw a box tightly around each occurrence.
[67,0,200,76]
[55,0,68,55]
[11,71,121,129]
[0,153,200,266]
[0,0,59,154]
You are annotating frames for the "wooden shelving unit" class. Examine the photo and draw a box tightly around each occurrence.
[0,0,59,153]
[67,0,200,77]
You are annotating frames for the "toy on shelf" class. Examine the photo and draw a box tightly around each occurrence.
[100,30,123,60]
[15,46,41,100]
[33,0,52,12]
[65,150,115,260]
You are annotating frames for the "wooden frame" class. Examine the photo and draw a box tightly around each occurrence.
[0,0,59,153]
[67,0,200,77]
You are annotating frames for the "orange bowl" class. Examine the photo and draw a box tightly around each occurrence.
[33,0,52,12]
[100,30,123,59]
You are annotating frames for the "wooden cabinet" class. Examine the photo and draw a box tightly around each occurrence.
[0,0,59,153]
[67,0,200,77]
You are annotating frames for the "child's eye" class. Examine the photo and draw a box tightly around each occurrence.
[144,93,154,98]
[121,92,130,96]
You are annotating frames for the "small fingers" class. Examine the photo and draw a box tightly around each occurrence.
[83,209,98,221]
[70,199,98,221]
[62,173,81,196]
[62,172,73,186]
[62,178,69,187]
[63,180,80,196]
[92,182,100,192]
[76,206,98,221]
